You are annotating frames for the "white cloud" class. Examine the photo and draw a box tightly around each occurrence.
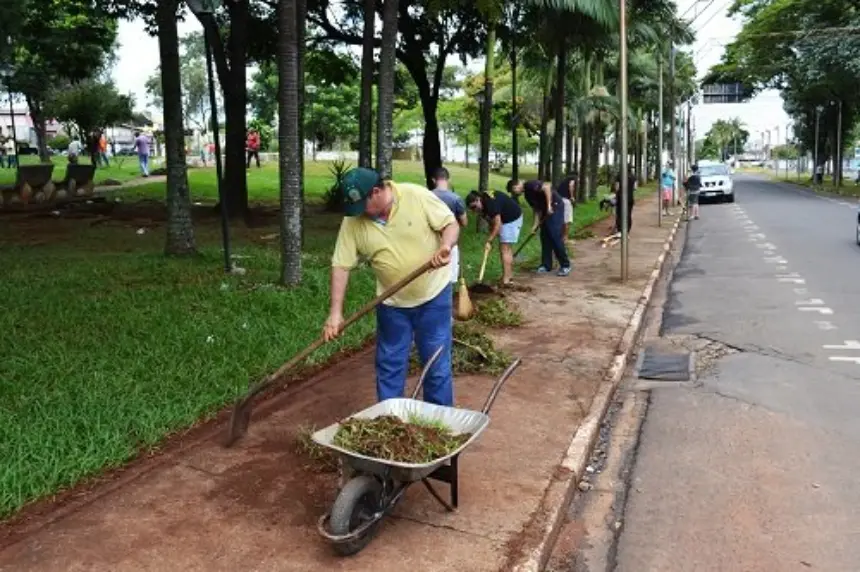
[111,17,202,112]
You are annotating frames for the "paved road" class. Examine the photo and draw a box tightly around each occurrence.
[615,175,860,571]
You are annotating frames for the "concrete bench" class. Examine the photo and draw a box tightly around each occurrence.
[0,164,56,206]
[54,163,97,199]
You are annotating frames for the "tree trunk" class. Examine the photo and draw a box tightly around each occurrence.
[358,0,375,168]
[375,0,399,179]
[279,0,302,285]
[578,123,589,202]
[25,97,50,162]
[201,2,249,220]
[478,22,495,194]
[640,112,648,184]
[298,0,306,194]
[564,122,574,175]
[551,35,566,185]
[538,68,552,180]
[589,127,600,199]
[509,12,519,181]
[156,0,196,256]
[573,132,579,178]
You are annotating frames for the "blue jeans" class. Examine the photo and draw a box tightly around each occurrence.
[375,284,454,406]
[540,208,570,270]
[138,154,149,176]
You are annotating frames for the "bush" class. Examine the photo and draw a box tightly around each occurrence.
[48,134,71,151]
[322,159,352,212]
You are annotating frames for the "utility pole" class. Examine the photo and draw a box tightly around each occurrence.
[836,99,842,188]
[657,54,663,228]
[813,107,821,185]
[669,44,678,206]
[619,0,629,282]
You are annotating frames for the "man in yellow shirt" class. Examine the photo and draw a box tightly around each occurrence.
[323,167,459,406]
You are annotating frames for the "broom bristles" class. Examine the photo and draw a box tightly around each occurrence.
[456,278,474,320]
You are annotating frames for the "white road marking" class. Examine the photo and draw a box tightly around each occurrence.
[765,256,788,264]
[815,321,838,330]
[823,341,860,350]
[779,277,806,284]
[829,357,860,365]
[756,243,778,250]
[794,288,809,295]
[795,299,825,305]
[798,306,834,315]
[750,233,766,239]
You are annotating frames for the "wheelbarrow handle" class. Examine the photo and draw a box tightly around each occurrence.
[410,345,445,399]
[481,358,522,414]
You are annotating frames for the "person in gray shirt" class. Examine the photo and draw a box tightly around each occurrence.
[431,167,468,285]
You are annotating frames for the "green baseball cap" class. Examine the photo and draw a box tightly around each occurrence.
[341,167,382,216]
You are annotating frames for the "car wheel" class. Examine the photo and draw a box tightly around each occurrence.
[856,219,860,246]
[725,194,735,203]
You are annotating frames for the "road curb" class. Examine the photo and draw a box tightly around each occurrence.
[508,216,683,572]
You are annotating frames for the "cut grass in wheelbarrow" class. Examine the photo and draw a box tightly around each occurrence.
[332,414,471,464]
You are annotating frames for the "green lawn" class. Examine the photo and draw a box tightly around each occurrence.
[0,154,155,186]
[0,159,637,518]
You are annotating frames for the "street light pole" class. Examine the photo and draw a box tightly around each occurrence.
[619,0,629,282]
[2,36,18,167]
[836,99,842,188]
[813,106,821,185]
[187,0,232,273]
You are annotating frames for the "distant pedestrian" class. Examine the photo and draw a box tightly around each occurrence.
[4,134,16,168]
[431,167,468,286]
[246,129,261,168]
[512,179,571,276]
[98,132,110,167]
[67,138,82,165]
[661,162,676,215]
[556,175,576,241]
[466,188,523,285]
[684,164,702,220]
[133,131,150,177]
[0,129,7,168]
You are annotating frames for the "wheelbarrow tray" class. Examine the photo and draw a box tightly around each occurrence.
[312,397,490,483]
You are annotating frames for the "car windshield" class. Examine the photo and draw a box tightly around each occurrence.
[699,165,729,177]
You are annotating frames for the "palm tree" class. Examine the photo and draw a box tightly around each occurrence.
[375,0,399,179]
[358,0,375,168]
[279,0,302,285]
[156,0,196,256]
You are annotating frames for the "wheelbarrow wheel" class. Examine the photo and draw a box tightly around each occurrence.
[329,475,383,556]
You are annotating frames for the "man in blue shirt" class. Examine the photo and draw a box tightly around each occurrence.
[431,167,468,285]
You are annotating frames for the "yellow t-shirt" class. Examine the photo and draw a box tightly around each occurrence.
[331,181,456,308]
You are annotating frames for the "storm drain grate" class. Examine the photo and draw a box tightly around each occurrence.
[636,346,693,381]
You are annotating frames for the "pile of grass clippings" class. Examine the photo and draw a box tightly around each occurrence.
[294,424,339,473]
[333,415,470,464]
[474,297,523,328]
[452,322,513,375]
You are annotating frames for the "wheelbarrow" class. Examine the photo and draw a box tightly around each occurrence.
[312,350,523,556]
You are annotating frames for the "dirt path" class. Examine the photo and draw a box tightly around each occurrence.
[0,210,678,572]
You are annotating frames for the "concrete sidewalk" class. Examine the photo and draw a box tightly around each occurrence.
[0,211,679,572]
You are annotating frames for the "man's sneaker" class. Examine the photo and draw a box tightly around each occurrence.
[557,266,571,277]
[536,266,550,274]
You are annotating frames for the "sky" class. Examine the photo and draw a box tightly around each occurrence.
[110,2,791,149]
[676,0,791,148]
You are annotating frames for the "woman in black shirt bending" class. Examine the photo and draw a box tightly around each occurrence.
[510,179,571,276]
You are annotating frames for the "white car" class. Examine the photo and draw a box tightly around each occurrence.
[696,161,735,203]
